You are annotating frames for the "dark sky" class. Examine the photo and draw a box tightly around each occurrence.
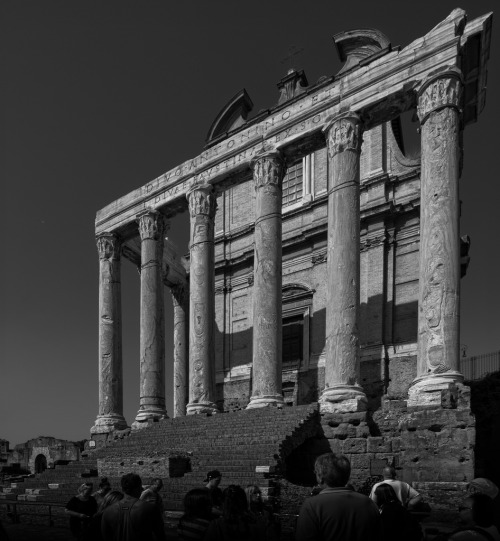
[1,0,498,446]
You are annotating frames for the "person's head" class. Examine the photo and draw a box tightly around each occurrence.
[222,485,249,521]
[183,488,212,520]
[382,466,397,480]
[467,478,499,500]
[459,493,495,528]
[98,477,111,494]
[78,482,93,498]
[244,485,262,510]
[314,453,351,488]
[151,478,163,493]
[121,473,143,498]
[373,483,399,508]
[205,470,222,489]
[98,490,123,513]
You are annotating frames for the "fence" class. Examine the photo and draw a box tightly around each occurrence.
[461,351,500,380]
[0,500,67,528]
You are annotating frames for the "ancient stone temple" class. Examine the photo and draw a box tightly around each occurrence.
[87,8,493,520]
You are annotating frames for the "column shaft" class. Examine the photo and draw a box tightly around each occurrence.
[133,210,168,427]
[320,113,367,413]
[410,70,464,401]
[247,151,285,409]
[172,283,189,417]
[186,184,218,415]
[91,233,127,435]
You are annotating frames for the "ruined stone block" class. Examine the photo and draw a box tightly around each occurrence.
[342,438,367,454]
[367,437,392,453]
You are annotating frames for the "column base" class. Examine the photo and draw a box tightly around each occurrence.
[246,394,285,409]
[132,407,168,430]
[407,372,464,408]
[186,401,218,415]
[90,414,128,435]
[319,384,367,413]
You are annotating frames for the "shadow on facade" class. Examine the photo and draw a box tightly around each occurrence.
[214,297,418,413]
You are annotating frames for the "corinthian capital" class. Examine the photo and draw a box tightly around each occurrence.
[187,184,217,219]
[417,69,463,124]
[137,210,168,241]
[323,113,362,159]
[96,233,121,261]
[252,151,285,190]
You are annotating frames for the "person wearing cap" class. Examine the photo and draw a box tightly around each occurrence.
[205,470,223,516]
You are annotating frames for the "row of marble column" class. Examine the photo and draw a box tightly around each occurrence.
[91,69,465,433]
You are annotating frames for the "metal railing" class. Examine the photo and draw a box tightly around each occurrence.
[461,350,500,380]
[0,500,67,527]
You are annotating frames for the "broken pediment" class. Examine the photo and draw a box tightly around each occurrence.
[205,89,253,146]
[333,28,391,76]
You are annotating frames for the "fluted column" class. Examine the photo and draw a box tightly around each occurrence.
[133,210,168,428]
[186,184,218,415]
[319,112,367,413]
[247,150,285,409]
[91,233,128,435]
[172,283,189,417]
[409,69,464,404]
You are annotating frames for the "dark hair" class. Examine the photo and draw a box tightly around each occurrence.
[99,477,111,489]
[121,473,142,496]
[468,493,495,527]
[183,488,212,521]
[223,485,253,523]
[374,483,400,507]
[314,453,351,488]
[98,490,123,514]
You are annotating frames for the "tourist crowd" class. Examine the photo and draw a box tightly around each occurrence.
[62,456,500,541]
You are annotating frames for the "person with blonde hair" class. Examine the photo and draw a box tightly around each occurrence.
[65,482,98,540]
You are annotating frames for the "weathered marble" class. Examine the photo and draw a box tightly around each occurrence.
[319,113,367,413]
[171,283,189,417]
[247,151,285,409]
[186,184,218,415]
[409,70,464,405]
[91,233,127,434]
[133,210,169,428]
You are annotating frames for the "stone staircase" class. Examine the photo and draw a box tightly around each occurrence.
[0,404,320,511]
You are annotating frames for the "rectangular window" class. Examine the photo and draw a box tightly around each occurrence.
[282,160,303,207]
[282,315,303,365]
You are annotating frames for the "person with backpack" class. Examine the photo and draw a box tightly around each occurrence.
[101,473,166,541]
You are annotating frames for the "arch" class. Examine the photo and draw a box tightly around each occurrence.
[34,454,47,474]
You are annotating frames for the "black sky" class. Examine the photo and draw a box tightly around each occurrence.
[1,0,498,446]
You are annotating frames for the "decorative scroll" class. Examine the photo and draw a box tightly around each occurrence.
[252,152,284,191]
[417,74,462,124]
[187,184,217,218]
[137,210,168,241]
[96,233,121,261]
[325,114,362,158]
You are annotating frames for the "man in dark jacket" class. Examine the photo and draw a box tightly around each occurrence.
[101,473,166,541]
[295,453,382,541]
